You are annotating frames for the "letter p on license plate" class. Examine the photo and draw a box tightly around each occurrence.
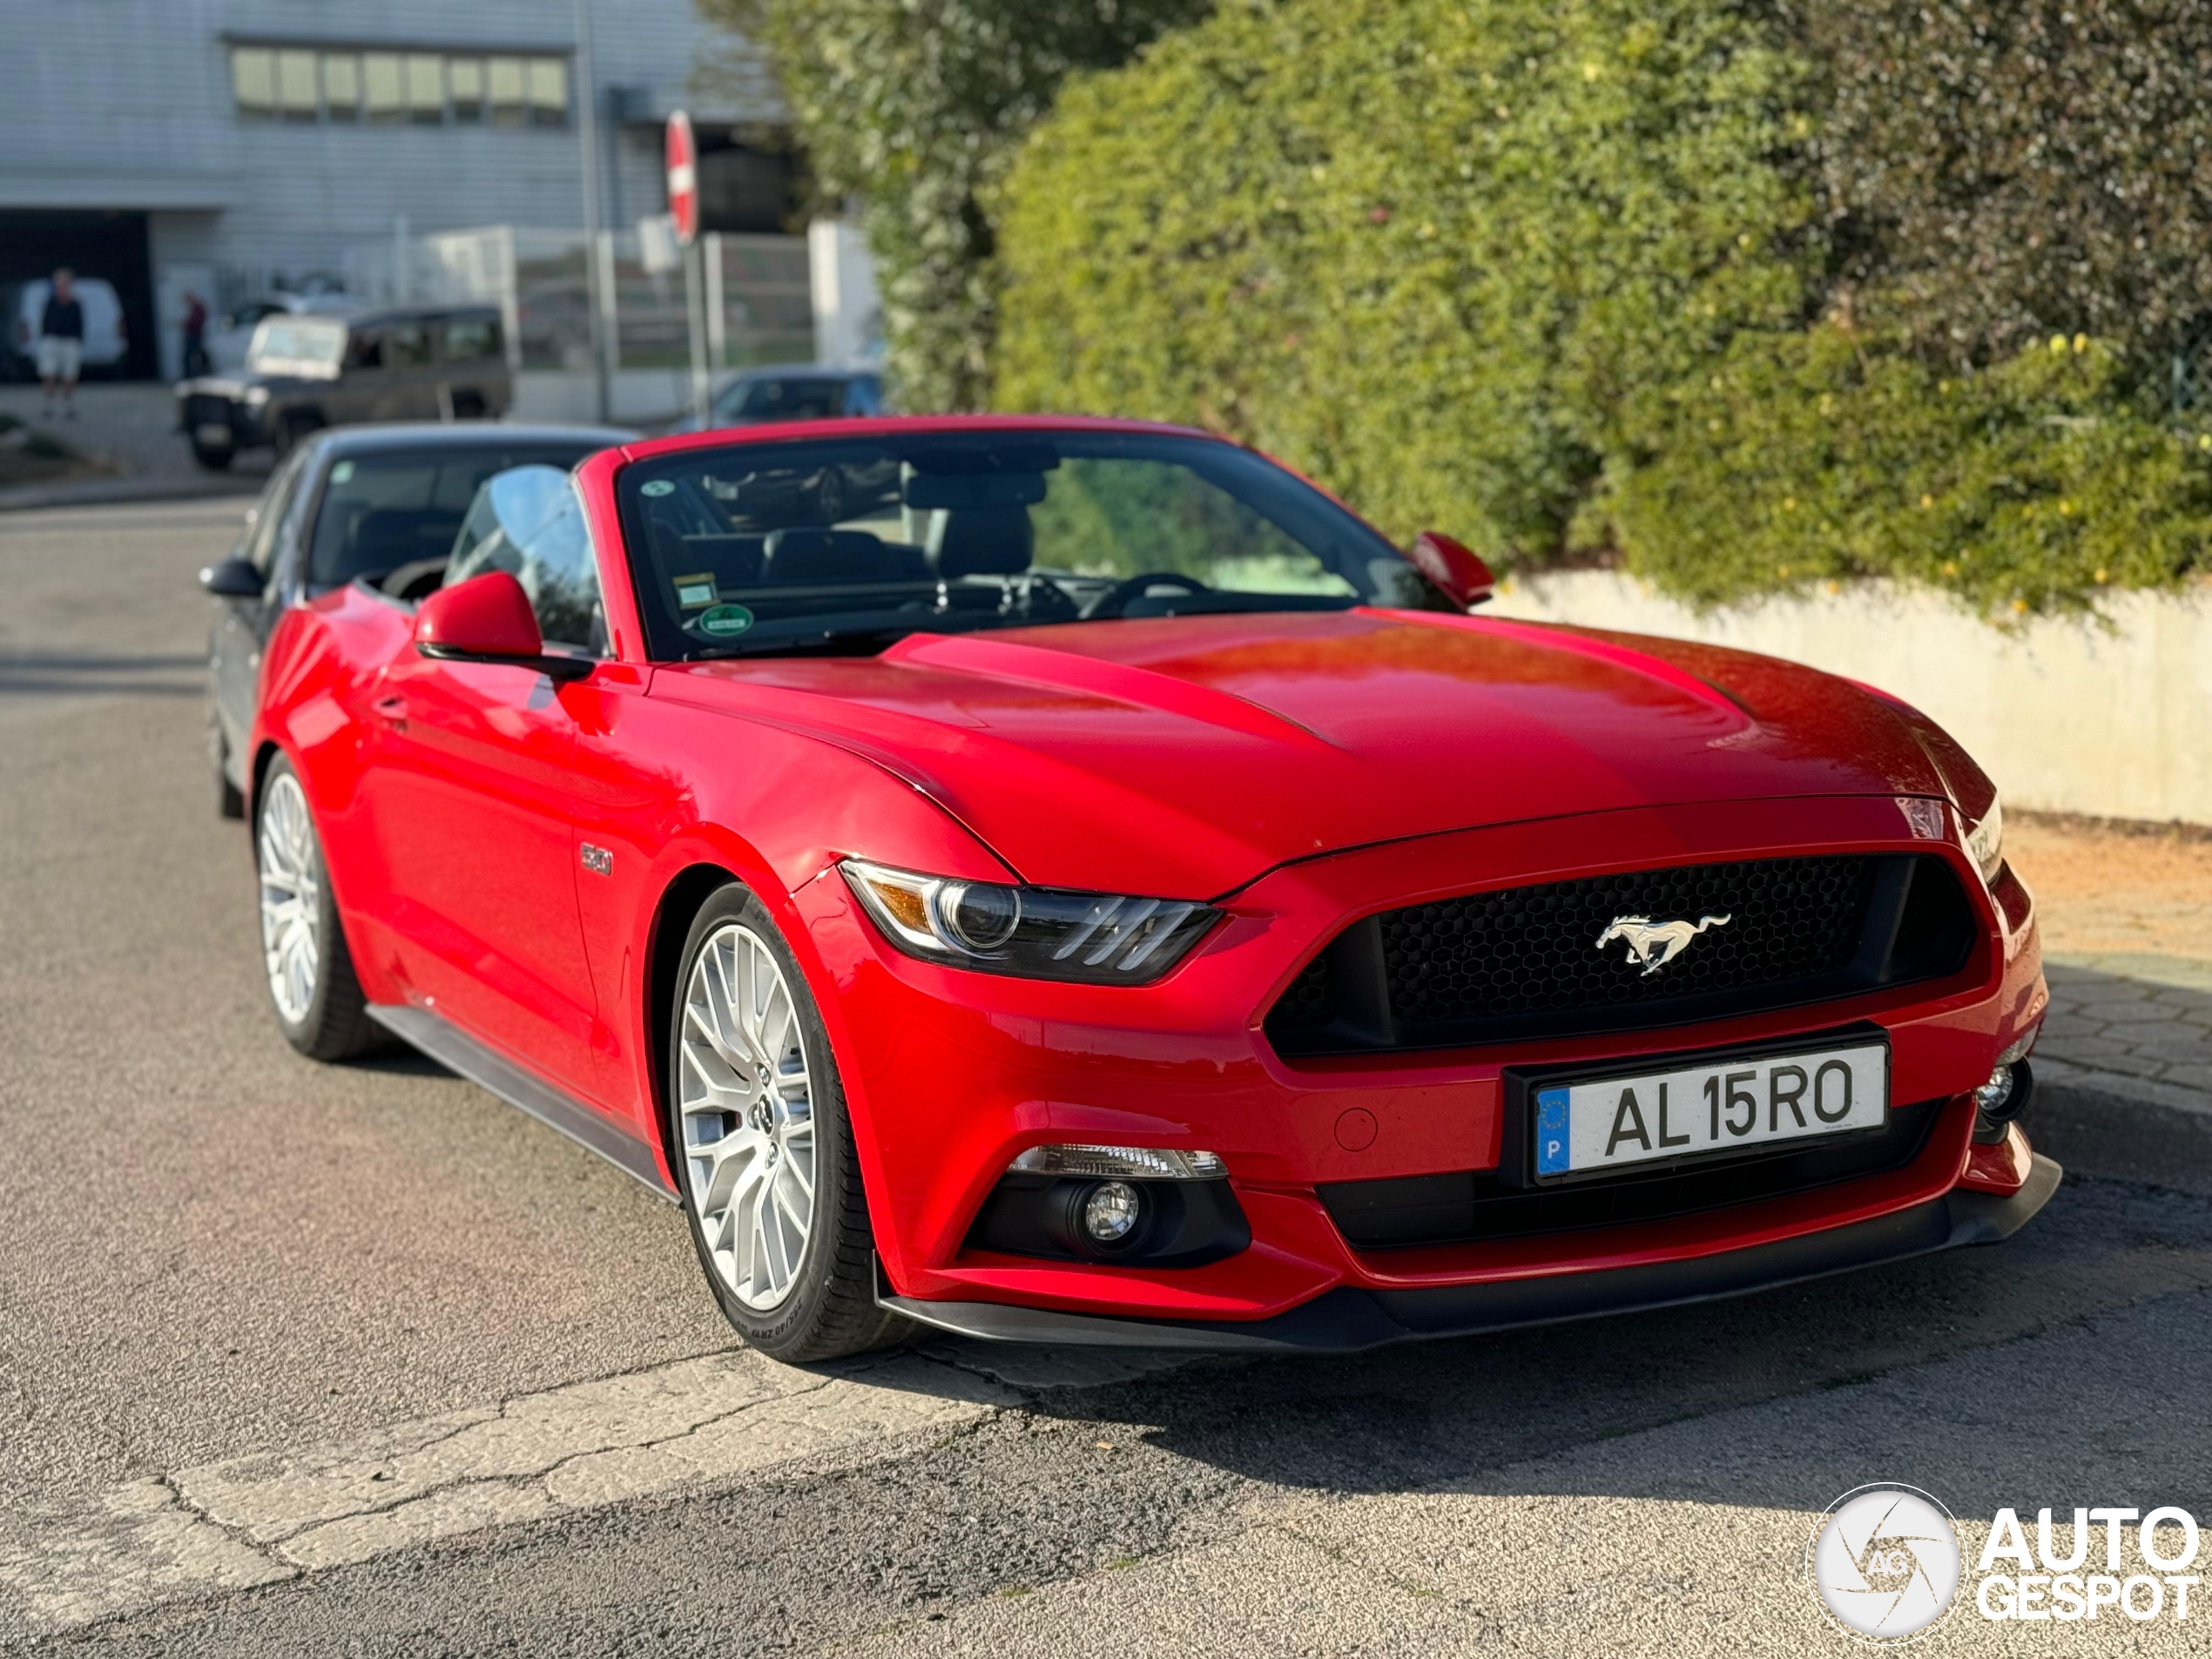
[1530,1040,1890,1181]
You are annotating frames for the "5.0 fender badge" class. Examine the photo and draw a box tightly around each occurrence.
[1596,912,1730,975]
[581,844,614,876]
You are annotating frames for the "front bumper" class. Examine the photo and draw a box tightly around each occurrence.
[805,792,2050,1332]
[880,1151,2060,1351]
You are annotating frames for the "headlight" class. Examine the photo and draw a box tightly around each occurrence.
[840,860,1220,983]
[1964,793,2004,883]
[242,386,270,407]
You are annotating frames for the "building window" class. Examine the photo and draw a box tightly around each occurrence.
[276,50,319,121]
[229,44,569,128]
[323,53,361,121]
[405,53,444,124]
[233,48,274,120]
[448,57,484,125]
[489,57,527,127]
[528,58,569,127]
[363,53,403,125]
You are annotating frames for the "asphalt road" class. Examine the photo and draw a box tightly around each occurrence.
[4,496,2211,1656]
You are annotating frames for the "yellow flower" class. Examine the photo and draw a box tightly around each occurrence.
[1824,581,1841,596]
[1782,496,1797,512]
[2199,435,2211,451]
[1919,494,1934,509]
[2094,567,2109,584]
[2057,499,2074,516]
[2012,597,2029,613]
[2050,334,2068,354]
[1941,560,1960,577]
[1582,61,1602,82]
[1777,564,1792,579]
[2073,334,2088,354]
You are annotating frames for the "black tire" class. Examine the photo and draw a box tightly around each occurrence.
[253,754,381,1062]
[190,441,234,471]
[668,885,907,1361]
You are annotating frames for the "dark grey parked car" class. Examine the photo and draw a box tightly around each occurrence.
[196,421,634,815]
[661,366,887,435]
[178,305,516,471]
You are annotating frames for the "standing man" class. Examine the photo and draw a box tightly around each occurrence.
[181,290,210,378]
[37,268,84,421]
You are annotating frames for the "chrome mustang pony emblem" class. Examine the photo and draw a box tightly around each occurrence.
[1596,913,1732,976]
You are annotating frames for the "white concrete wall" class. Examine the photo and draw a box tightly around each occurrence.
[1487,571,2212,826]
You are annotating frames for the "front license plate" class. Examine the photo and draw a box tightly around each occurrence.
[196,421,232,446]
[1531,1040,1890,1181]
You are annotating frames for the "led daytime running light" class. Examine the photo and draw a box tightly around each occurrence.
[1008,1143,1226,1181]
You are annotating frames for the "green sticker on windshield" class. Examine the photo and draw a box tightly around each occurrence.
[329,460,354,484]
[698,604,754,637]
[640,479,675,497]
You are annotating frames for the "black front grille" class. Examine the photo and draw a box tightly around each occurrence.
[1320,1095,1948,1250]
[1268,853,1975,1056]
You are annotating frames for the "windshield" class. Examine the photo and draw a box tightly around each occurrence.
[617,429,1442,660]
[247,317,347,373]
[307,445,605,586]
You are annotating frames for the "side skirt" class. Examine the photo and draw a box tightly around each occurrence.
[367,1003,678,1203]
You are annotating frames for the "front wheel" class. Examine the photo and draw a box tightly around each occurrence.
[669,886,905,1360]
[254,756,380,1061]
[190,441,234,471]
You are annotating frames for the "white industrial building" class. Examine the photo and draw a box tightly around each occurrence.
[0,0,800,381]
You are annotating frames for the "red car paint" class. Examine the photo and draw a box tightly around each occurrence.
[248,415,2047,1331]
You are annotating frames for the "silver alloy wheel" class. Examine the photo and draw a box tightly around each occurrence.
[257,772,321,1025]
[678,922,818,1312]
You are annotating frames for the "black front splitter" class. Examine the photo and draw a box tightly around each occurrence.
[877,1154,2062,1353]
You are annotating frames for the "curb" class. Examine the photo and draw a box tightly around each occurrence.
[2031,1073,2212,1197]
[0,475,260,514]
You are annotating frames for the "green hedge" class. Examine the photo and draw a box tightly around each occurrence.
[705,0,1210,411]
[995,0,1817,559]
[991,0,2212,613]
[1609,330,2212,613]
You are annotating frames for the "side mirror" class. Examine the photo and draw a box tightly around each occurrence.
[413,571,590,682]
[1409,531,1496,610]
[199,557,265,598]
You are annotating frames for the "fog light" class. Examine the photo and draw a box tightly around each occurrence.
[1082,1181,1143,1244]
[1974,1063,2016,1116]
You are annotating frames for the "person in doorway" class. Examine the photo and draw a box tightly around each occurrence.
[37,268,85,421]
[181,291,210,378]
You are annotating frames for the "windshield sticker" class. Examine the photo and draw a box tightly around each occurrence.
[329,460,354,484]
[640,479,675,498]
[697,604,754,637]
[672,573,717,610]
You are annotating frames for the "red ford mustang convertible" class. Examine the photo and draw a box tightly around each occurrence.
[229,415,2055,1359]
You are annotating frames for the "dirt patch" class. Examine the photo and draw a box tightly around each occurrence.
[2008,814,2212,964]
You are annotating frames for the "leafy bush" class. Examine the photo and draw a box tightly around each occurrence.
[704,0,1210,410]
[993,0,1818,559]
[1608,329,2212,613]
[1804,0,2212,372]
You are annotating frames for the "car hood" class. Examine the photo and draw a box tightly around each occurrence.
[660,610,1949,897]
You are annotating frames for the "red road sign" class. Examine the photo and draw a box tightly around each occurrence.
[666,111,698,246]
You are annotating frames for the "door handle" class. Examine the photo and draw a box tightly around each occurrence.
[372,694,408,732]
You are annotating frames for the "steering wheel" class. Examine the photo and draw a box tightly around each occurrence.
[1082,570,1211,620]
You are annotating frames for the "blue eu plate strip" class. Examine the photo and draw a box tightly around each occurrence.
[1535,1086,1571,1176]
